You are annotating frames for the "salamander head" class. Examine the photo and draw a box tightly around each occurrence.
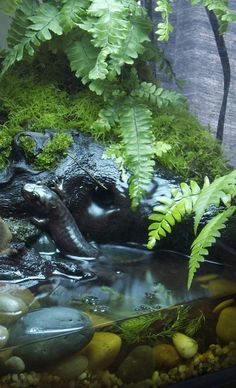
[22,183,59,215]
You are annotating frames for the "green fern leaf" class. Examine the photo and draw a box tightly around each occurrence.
[0,1,37,76]
[119,103,155,207]
[60,0,88,33]
[148,180,200,249]
[154,141,172,157]
[65,35,99,84]
[89,48,109,80]
[132,81,185,107]
[28,4,63,41]
[188,206,236,289]
[0,2,62,76]
[110,15,151,75]
[155,0,174,41]
[83,0,129,49]
[194,170,236,233]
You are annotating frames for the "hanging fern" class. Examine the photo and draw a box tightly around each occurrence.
[1,1,62,76]
[188,206,236,289]
[194,169,236,233]
[119,103,155,207]
[60,0,87,33]
[148,171,236,287]
[131,81,185,108]
[155,0,236,40]
[148,180,201,248]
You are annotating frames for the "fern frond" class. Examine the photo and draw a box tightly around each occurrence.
[148,180,200,248]
[82,0,129,49]
[28,4,63,41]
[132,81,185,108]
[60,0,88,33]
[188,206,236,289]
[110,15,151,75]
[1,2,62,76]
[65,35,99,84]
[119,103,155,207]
[155,0,174,41]
[194,170,236,233]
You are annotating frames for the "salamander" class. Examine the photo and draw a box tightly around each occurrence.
[22,183,99,258]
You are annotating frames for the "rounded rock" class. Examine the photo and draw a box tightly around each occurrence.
[49,354,88,380]
[8,306,94,368]
[0,325,9,349]
[117,345,155,383]
[216,306,236,343]
[5,356,25,373]
[153,343,181,369]
[82,332,121,371]
[0,293,28,325]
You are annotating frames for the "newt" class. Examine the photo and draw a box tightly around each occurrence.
[22,183,99,259]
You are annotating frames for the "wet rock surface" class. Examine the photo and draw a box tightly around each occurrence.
[8,306,94,368]
[0,245,95,281]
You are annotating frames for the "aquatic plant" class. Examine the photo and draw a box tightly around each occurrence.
[119,305,205,344]
[148,170,236,288]
[0,0,234,206]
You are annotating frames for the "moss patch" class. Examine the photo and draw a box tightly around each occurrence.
[0,69,103,170]
[152,107,230,181]
[0,63,230,178]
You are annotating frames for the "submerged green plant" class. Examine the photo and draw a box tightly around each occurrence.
[119,305,205,344]
[148,170,236,288]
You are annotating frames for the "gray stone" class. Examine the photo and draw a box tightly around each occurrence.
[8,306,94,368]
[5,356,25,373]
[117,345,155,383]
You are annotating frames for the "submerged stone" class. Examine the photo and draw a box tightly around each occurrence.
[8,306,94,368]
[0,293,28,325]
[117,345,155,383]
[82,332,121,371]
[216,306,236,343]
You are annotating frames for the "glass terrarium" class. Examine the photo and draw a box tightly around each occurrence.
[0,0,236,387]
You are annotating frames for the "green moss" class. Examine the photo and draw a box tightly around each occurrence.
[34,133,73,170]
[0,127,12,168]
[0,63,230,178]
[152,107,230,181]
[0,68,103,169]
[19,136,37,162]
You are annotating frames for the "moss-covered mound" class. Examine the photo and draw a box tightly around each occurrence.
[152,107,230,180]
[0,64,230,178]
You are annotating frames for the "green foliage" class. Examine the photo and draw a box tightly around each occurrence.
[1,0,234,206]
[0,70,103,169]
[188,205,236,288]
[120,103,155,207]
[0,0,186,206]
[148,171,236,288]
[119,305,204,344]
[0,128,12,169]
[155,0,236,39]
[151,107,230,180]
[34,133,73,171]
[148,180,201,248]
